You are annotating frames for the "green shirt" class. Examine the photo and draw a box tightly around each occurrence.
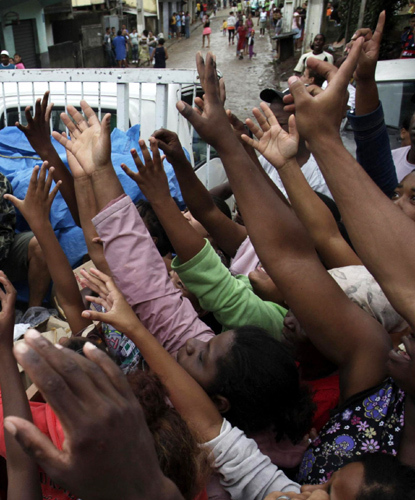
[172,240,286,339]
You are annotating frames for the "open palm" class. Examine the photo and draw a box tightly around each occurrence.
[242,102,299,169]
[52,100,111,176]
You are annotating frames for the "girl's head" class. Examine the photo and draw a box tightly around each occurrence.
[14,54,22,63]
[127,370,210,500]
[298,454,415,500]
[177,326,315,442]
[391,170,415,221]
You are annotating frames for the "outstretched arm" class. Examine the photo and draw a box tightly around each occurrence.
[288,45,415,331]
[152,129,247,258]
[4,164,91,335]
[177,51,390,403]
[16,92,80,226]
[243,103,361,269]
[0,274,42,500]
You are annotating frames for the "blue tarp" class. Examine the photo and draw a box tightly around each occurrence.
[0,125,185,270]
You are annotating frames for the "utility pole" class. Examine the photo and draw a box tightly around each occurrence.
[357,0,367,29]
[136,0,145,34]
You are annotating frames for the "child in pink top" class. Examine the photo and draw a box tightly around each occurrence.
[14,54,25,69]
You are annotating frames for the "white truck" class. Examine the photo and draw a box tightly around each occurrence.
[0,68,227,190]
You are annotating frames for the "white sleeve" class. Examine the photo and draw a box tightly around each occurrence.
[203,419,301,500]
[293,53,306,73]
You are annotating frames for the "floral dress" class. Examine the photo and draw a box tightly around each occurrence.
[297,378,405,484]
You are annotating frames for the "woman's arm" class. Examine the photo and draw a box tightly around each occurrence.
[153,129,248,258]
[4,164,91,335]
[16,92,80,226]
[243,103,361,269]
[0,273,42,500]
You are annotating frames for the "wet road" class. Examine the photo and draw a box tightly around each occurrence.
[166,12,275,122]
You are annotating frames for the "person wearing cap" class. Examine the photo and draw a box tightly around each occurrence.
[293,34,333,76]
[0,51,15,70]
[258,87,332,200]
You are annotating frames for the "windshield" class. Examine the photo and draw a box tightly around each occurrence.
[377,81,415,129]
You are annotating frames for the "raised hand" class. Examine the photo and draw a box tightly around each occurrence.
[4,162,61,231]
[16,91,54,156]
[286,37,364,146]
[241,102,299,169]
[5,330,182,500]
[152,129,188,167]
[52,101,112,176]
[0,272,17,350]
[177,53,232,150]
[80,268,143,336]
[352,11,385,82]
[121,137,171,204]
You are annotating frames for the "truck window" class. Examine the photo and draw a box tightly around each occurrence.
[377,81,415,129]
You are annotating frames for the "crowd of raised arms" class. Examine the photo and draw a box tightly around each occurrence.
[1,10,415,500]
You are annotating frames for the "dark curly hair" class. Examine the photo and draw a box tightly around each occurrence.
[136,200,174,257]
[206,326,315,443]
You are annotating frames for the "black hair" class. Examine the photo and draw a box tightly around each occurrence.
[211,195,232,219]
[411,13,415,19]
[158,38,165,45]
[207,326,315,443]
[307,68,326,87]
[117,29,122,36]
[143,29,149,37]
[136,199,173,256]
[315,33,326,43]
[356,453,415,500]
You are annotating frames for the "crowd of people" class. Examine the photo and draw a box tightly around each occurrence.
[103,25,164,68]
[0,51,25,70]
[1,8,415,500]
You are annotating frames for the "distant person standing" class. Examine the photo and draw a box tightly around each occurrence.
[103,27,116,67]
[185,12,191,38]
[258,8,267,37]
[13,54,25,69]
[202,15,211,48]
[152,38,168,68]
[227,11,236,44]
[112,30,127,67]
[292,6,302,50]
[293,33,333,75]
[130,28,139,64]
[0,51,15,69]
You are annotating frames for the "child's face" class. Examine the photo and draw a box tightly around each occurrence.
[14,55,21,63]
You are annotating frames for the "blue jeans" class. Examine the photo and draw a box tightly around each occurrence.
[132,45,139,61]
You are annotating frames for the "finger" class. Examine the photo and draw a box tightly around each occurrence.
[288,114,299,143]
[154,139,171,156]
[260,102,279,127]
[24,105,34,127]
[80,269,108,296]
[44,164,54,194]
[288,75,314,108]
[13,336,82,429]
[195,52,206,89]
[252,107,270,133]
[372,10,385,45]
[45,103,54,124]
[177,100,203,129]
[34,98,42,120]
[80,100,99,126]
[28,165,40,193]
[51,131,73,152]
[0,274,17,297]
[82,305,109,320]
[138,140,153,167]
[204,52,220,96]
[67,105,88,132]
[37,163,48,192]
[40,91,50,117]
[327,37,364,93]
[245,118,264,139]
[4,416,65,478]
[306,58,338,84]
[194,96,205,110]
[130,148,145,171]
[49,180,62,204]
[350,28,372,41]
[149,137,162,167]
[60,112,80,137]
[219,78,226,105]
[241,133,258,150]
[101,113,112,141]
[3,194,22,209]
[82,341,136,401]
[121,163,139,181]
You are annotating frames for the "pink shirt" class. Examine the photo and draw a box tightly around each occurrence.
[229,236,260,276]
[92,195,214,354]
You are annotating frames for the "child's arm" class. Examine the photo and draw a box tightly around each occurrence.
[16,92,80,226]
[243,103,361,269]
[4,164,91,335]
[164,47,169,60]
[0,273,42,500]
[153,129,248,258]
